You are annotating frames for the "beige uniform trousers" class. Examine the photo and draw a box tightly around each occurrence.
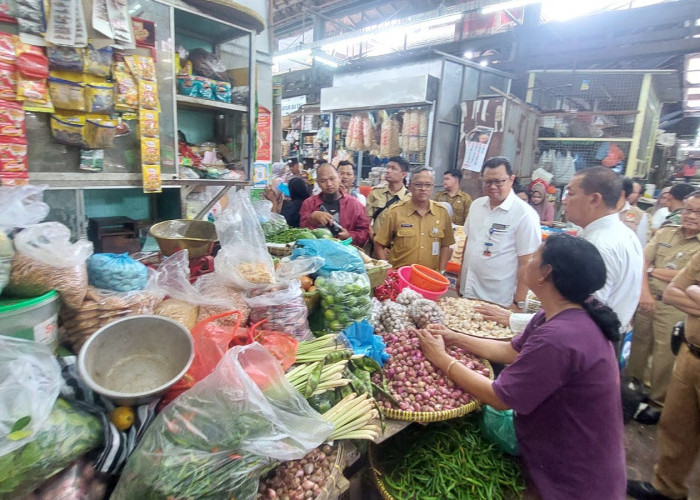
[627,302,686,405]
[652,346,700,498]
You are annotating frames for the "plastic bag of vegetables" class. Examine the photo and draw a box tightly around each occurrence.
[291,239,365,276]
[87,253,148,292]
[316,272,371,332]
[244,280,312,340]
[112,343,333,500]
[0,398,103,500]
[253,200,288,239]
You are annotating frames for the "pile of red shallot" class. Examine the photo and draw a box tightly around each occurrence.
[372,330,491,412]
[257,444,338,500]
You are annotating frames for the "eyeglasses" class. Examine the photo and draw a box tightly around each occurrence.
[411,183,434,190]
[682,208,700,216]
[482,178,510,187]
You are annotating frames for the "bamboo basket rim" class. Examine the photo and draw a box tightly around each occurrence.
[316,442,346,500]
[369,442,396,500]
[377,359,493,422]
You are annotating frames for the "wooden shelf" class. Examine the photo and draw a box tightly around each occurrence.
[176,94,247,113]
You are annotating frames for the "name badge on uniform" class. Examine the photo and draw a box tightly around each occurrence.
[432,241,440,256]
[491,223,508,231]
[400,223,413,228]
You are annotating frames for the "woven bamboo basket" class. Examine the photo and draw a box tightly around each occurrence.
[266,242,294,257]
[369,444,397,500]
[316,443,346,500]
[378,360,493,422]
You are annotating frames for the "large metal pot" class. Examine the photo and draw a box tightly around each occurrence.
[78,315,194,406]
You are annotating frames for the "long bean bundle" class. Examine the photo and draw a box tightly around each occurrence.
[374,416,524,500]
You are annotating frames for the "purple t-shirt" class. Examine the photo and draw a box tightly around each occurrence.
[492,309,626,500]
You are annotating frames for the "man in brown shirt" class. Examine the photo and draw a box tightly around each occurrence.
[433,169,472,226]
[628,232,700,500]
[366,156,411,229]
[374,166,455,271]
[626,192,700,424]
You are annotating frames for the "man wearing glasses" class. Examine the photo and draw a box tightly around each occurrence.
[459,156,541,309]
[625,190,700,426]
[374,166,455,271]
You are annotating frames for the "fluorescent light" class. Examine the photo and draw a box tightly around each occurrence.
[464,51,474,59]
[482,0,540,14]
[272,49,311,63]
[479,60,489,66]
[313,54,339,68]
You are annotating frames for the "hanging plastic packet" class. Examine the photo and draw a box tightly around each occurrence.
[47,46,83,71]
[0,0,17,17]
[0,33,17,64]
[15,42,49,104]
[45,0,75,46]
[16,0,45,44]
[195,76,213,100]
[48,72,85,111]
[0,62,17,100]
[139,108,159,138]
[85,82,114,113]
[0,143,27,173]
[85,118,116,149]
[124,55,155,81]
[177,75,199,97]
[142,164,162,193]
[79,149,104,172]
[84,45,112,77]
[0,100,25,142]
[106,0,135,47]
[138,79,158,110]
[73,0,87,47]
[50,113,85,147]
[113,65,138,111]
[141,137,160,164]
[214,80,231,103]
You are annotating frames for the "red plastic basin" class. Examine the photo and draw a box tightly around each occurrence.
[397,266,447,301]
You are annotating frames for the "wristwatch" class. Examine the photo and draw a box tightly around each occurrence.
[514,301,525,310]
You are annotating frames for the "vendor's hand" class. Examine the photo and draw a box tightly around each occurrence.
[473,303,512,327]
[417,329,447,363]
[310,211,334,226]
[639,289,655,312]
[337,228,350,240]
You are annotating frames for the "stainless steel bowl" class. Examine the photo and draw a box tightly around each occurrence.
[78,315,194,406]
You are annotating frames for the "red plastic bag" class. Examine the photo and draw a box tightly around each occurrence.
[249,320,298,371]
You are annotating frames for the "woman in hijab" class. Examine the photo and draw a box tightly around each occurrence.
[281,177,310,227]
[529,181,555,226]
[264,162,286,213]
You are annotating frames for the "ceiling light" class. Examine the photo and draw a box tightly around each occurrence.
[272,49,311,64]
[314,54,339,68]
[479,60,489,67]
[464,51,474,59]
[481,0,540,15]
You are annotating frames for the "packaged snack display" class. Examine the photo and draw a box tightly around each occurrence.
[195,76,212,100]
[48,75,85,111]
[50,113,85,147]
[47,46,84,72]
[138,79,158,109]
[0,33,16,64]
[177,75,199,97]
[85,119,117,149]
[139,108,159,138]
[79,149,104,172]
[142,164,161,193]
[16,0,46,42]
[214,80,231,103]
[0,61,17,100]
[125,54,155,80]
[141,137,160,164]
[85,82,114,113]
[84,45,112,76]
[113,66,138,111]
[0,143,27,172]
[0,100,26,141]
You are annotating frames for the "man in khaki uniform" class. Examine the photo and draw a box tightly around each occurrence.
[627,243,700,499]
[433,169,472,226]
[626,191,700,425]
[374,166,455,271]
[366,156,411,230]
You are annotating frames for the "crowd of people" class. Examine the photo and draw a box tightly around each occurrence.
[263,155,700,498]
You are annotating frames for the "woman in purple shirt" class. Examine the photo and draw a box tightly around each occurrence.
[419,234,626,499]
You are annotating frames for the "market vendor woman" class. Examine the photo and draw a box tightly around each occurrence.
[418,233,626,499]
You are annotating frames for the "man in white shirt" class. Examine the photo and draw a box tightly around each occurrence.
[477,167,643,339]
[459,156,541,309]
[619,178,649,246]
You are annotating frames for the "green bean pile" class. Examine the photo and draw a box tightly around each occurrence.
[374,416,525,500]
[267,228,314,244]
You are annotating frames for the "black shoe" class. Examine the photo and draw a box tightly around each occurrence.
[626,480,676,499]
[634,406,662,425]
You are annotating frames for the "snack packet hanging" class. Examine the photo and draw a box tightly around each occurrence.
[139,108,159,138]
[0,62,17,100]
[0,143,27,172]
[50,113,85,147]
[113,67,138,111]
[84,45,112,77]
[85,82,114,113]
[124,55,155,81]
[0,100,26,142]
[142,164,161,193]
[0,33,17,64]
[48,72,85,111]
[47,46,83,72]
[141,137,160,164]
[214,80,231,103]
[85,118,117,149]
[138,79,158,110]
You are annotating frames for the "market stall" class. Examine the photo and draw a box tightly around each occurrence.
[0,183,525,499]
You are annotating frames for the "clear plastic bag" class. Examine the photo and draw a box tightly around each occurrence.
[87,253,147,292]
[274,255,324,281]
[291,239,365,276]
[244,280,311,340]
[14,222,93,267]
[28,457,108,500]
[0,337,61,458]
[0,185,49,233]
[195,274,250,326]
[0,232,12,296]
[316,272,372,332]
[253,199,288,239]
[112,343,332,500]
[214,191,275,290]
